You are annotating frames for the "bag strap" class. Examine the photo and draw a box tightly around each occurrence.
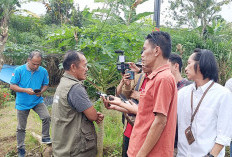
[190,81,214,126]
[134,74,144,91]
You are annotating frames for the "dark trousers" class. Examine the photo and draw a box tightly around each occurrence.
[17,103,51,149]
[122,135,130,157]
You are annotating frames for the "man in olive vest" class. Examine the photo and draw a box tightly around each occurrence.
[51,50,104,157]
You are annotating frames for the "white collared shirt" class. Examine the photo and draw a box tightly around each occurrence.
[225,78,232,92]
[177,80,232,157]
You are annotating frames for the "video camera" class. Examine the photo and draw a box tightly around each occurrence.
[115,50,129,74]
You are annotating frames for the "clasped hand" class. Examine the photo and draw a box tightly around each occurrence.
[95,112,104,124]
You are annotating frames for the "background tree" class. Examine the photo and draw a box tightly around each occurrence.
[168,0,231,37]
[0,0,20,71]
[4,14,46,64]
[70,5,83,27]
[44,0,74,25]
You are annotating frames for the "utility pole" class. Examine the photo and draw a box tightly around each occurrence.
[154,0,161,30]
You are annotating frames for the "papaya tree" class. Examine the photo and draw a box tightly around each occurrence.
[86,64,120,157]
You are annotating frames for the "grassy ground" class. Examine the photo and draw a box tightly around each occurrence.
[0,102,51,157]
[0,101,124,157]
[1,101,230,157]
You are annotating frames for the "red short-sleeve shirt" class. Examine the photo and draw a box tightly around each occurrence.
[127,64,177,157]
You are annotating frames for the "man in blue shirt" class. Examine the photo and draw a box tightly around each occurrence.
[10,50,51,157]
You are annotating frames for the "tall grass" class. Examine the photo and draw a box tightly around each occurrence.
[102,110,124,156]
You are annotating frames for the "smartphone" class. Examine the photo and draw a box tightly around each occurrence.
[96,92,114,100]
[34,89,41,93]
[126,70,134,80]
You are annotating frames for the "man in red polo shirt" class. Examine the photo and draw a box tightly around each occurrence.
[128,31,177,157]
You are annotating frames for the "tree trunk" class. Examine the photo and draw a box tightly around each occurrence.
[96,98,106,157]
[97,119,104,157]
[0,14,9,72]
[0,46,5,72]
[0,29,8,72]
[200,14,207,38]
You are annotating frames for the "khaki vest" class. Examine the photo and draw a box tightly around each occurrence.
[51,72,97,157]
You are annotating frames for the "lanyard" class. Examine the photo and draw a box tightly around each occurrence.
[190,81,214,127]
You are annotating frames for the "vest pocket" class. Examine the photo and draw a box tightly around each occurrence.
[80,119,97,153]
[80,129,96,152]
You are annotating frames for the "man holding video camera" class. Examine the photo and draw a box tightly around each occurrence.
[10,50,51,157]
[114,62,147,157]
[116,62,144,100]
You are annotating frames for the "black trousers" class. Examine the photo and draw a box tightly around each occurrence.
[122,135,130,157]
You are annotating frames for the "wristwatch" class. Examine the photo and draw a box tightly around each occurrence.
[207,152,214,157]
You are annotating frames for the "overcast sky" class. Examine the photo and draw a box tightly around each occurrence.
[20,0,232,25]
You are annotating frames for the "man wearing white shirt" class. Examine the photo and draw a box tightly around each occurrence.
[225,78,232,157]
[225,78,232,92]
[177,48,232,157]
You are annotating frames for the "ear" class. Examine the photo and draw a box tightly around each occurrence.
[70,64,77,73]
[174,63,179,71]
[153,46,161,57]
